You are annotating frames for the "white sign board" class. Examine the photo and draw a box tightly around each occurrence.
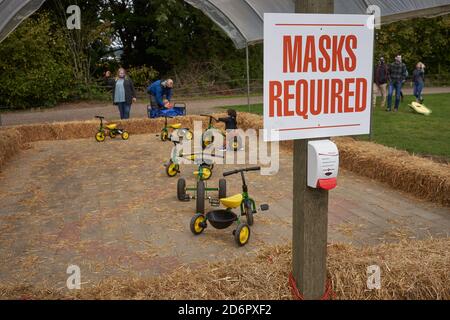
[264,13,374,141]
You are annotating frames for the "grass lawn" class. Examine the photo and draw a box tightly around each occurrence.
[220,93,450,160]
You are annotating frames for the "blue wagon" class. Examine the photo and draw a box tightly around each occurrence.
[147,102,187,119]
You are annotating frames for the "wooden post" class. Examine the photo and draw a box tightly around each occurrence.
[292,0,334,300]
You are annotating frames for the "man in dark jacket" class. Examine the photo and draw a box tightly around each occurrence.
[372,57,388,108]
[147,79,174,109]
[387,55,407,112]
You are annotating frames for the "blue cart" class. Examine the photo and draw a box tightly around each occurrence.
[147,102,187,119]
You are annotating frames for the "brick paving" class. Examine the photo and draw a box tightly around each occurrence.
[0,134,448,289]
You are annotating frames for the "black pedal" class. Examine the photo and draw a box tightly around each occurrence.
[209,198,220,207]
[260,204,269,211]
[181,195,191,202]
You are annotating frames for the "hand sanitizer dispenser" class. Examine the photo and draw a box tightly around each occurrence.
[307,140,339,190]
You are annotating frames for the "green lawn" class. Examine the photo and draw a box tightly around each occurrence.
[220,93,450,159]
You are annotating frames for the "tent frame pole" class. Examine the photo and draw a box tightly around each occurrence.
[246,43,250,112]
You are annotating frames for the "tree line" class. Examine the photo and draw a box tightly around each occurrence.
[0,0,449,108]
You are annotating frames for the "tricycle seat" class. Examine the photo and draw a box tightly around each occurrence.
[169,123,182,129]
[220,194,243,209]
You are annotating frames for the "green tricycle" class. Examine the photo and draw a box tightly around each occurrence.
[95,115,129,142]
[164,140,217,179]
[190,167,269,246]
[158,115,193,142]
[163,139,225,213]
[200,114,242,151]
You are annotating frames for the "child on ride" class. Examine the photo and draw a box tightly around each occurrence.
[217,109,240,151]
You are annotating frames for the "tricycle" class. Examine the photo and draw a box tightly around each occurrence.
[94,115,129,142]
[200,114,242,151]
[158,115,192,142]
[189,166,269,246]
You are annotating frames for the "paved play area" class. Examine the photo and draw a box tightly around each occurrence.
[0,133,449,289]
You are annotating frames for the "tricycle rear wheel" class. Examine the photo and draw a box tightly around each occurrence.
[218,179,227,199]
[196,180,205,214]
[121,131,129,140]
[177,178,187,201]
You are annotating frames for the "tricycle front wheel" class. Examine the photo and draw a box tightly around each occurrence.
[190,213,206,235]
[161,130,169,141]
[234,223,250,246]
[244,202,254,226]
[166,161,179,177]
[95,131,106,142]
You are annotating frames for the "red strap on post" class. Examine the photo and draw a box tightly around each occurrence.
[288,272,336,300]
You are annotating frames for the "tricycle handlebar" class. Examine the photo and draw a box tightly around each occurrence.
[223,166,261,177]
[95,115,105,119]
[200,114,217,121]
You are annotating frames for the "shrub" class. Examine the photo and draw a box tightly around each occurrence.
[0,14,73,109]
[127,65,159,89]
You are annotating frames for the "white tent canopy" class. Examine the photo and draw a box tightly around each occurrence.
[0,0,45,44]
[185,0,450,49]
[1,0,450,45]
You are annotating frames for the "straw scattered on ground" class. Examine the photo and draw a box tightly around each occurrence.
[0,237,448,300]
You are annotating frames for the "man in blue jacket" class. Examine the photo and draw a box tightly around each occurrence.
[148,79,174,110]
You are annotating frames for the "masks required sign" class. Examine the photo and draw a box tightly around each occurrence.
[264,13,374,141]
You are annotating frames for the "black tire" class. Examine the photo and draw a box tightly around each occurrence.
[229,135,242,151]
[95,131,106,142]
[185,130,193,140]
[165,161,179,177]
[234,223,250,246]
[199,164,212,181]
[245,201,254,226]
[177,178,186,201]
[121,130,129,140]
[218,179,227,199]
[190,213,206,235]
[196,180,205,214]
[161,130,169,141]
[202,132,214,149]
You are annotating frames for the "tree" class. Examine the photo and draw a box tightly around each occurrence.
[376,15,450,75]
[102,0,237,74]
[44,0,113,83]
[0,14,73,108]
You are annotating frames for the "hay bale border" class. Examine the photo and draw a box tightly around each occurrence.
[0,112,449,206]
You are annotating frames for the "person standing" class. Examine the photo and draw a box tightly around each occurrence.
[148,79,174,110]
[111,68,137,120]
[372,57,388,108]
[413,62,426,103]
[387,55,407,112]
